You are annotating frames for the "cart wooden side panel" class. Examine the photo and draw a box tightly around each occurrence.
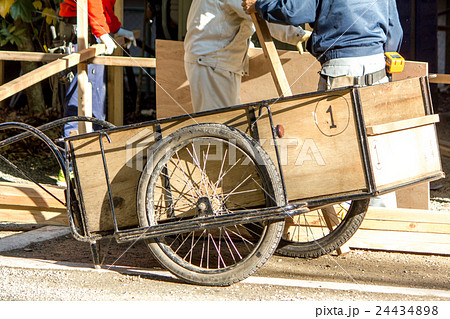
[252,77,441,202]
[69,108,250,233]
[255,88,367,200]
[68,77,443,234]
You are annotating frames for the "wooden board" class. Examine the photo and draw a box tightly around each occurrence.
[349,229,450,255]
[0,182,67,226]
[368,123,442,190]
[155,40,321,119]
[69,107,251,232]
[359,77,427,127]
[255,90,367,200]
[366,115,440,135]
[284,206,450,255]
[429,73,450,84]
[0,45,105,102]
[348,206,450,255]
[251,13,292,97]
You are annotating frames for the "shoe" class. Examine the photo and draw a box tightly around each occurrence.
[57,169,73,187]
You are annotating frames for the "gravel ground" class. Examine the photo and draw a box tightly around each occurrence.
[0,248,449,301]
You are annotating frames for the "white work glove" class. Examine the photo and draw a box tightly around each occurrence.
[99,33,117,55]
[115,27,136,49]
[296,30,312,55]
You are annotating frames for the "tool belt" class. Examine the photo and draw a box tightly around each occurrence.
[321,68,387,88]
[352,68,387,86]
[59,17,96,44]
[62,16,77,24]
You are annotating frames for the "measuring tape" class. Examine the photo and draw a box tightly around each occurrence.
[385,52,405,74]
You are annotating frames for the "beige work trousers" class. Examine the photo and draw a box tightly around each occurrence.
[185,62,242,113]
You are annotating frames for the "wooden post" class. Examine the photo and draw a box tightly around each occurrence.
[108,0,124,126]
[0,61,4,109]
[251,13,292,97]
[321,206,351,255]
[77,0,92,134]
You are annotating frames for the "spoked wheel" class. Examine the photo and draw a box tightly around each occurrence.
[137,123,285,286]
[276,199,369,258]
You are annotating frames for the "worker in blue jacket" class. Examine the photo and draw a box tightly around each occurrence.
[241,0,403,91]
[241,0,402,207]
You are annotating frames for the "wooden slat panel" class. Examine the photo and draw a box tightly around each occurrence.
[366,114,439,135]
[256,91,367,200]
[359,77,426,127]
[365,207,450,224]
[0,207,67,226]
[368,124,441,188]
[0,182,67,226]
[348,229,450,255]
[0,182,65,209]
[70,108,250,233]
[285,206,450,255]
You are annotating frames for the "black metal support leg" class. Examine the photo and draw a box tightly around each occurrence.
[90,241,101,269]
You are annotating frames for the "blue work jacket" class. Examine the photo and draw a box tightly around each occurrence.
[255,0,403,64]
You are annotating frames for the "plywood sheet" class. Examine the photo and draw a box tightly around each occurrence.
[70,108,250,233]
[155,40,321,119]
[255,91,367,200]
[359,77,427,127]
[368,124,441,189]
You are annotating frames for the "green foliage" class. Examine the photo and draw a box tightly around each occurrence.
[0,19,26,47]
[9,0,36,22]
[0,0,60,48]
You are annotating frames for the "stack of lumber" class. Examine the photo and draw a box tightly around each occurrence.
[0,182,67,226]
[348,207,450,255]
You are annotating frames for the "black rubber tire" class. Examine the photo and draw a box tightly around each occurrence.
[137,123,285,286]
[276,199,369,258]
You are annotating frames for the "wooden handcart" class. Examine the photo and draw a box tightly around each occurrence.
[0,73,443,286]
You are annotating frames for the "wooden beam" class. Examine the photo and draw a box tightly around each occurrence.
[0,51,67,62]
[429,73,450,84]
[0,60,3,108]
[108,0,124,126]
[77,0,91,134]
[0,50,155,68]
[321,206,350,255]
[251,13,292,97]
[366,114,440,135]
[0,45,105,102]
[91,56,156,68]
[440,147,450,158]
